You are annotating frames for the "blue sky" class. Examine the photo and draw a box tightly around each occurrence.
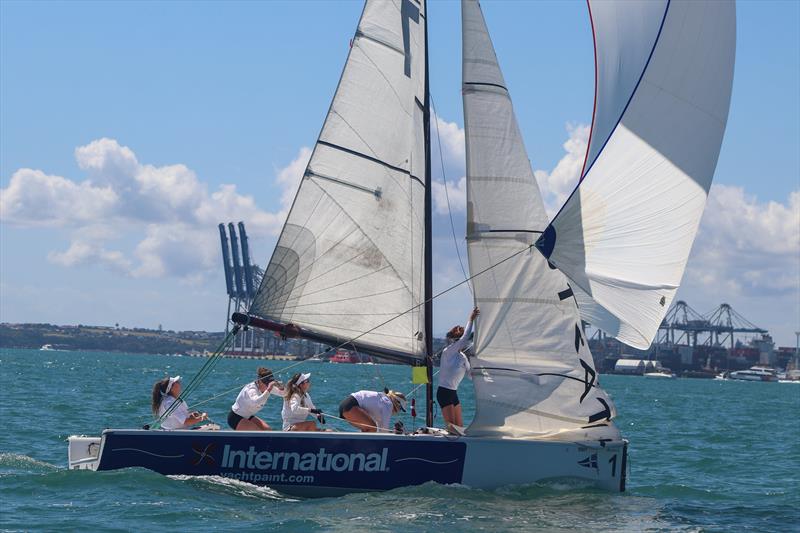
[1,0,798,346]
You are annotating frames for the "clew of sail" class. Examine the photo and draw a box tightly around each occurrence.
[462,0,616,438]
[536,0,737,349]
[250,0,427,358]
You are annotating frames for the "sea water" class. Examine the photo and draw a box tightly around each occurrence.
[1,348,798,532]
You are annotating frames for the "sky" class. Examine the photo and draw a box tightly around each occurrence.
[1,0,798,347]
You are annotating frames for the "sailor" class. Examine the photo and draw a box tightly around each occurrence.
[438,307,479,428]
[151,375,207,430]
[281,372,323,431]
[339,389,406,432]
[227,367,285,431]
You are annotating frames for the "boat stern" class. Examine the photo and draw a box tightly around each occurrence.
[68,435,102,471]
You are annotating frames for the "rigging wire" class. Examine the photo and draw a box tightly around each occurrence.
[431,95,472,296]
[173,242,537,416]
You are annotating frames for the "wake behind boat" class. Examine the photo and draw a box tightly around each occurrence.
[68,0,735,495]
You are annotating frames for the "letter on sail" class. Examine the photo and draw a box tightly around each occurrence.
[462,0,617,437]
[250,0,428,358]
[536,0,736,349]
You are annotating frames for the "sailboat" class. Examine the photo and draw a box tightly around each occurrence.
[68,0,735,496]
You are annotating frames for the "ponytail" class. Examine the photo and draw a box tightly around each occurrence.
[151,378,169,415]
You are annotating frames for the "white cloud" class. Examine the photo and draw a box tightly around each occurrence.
[431,176,467,215]
[1,138,309,281]
[434,116,465,171]
[533,123,589,216]
[687,185,800,295]
[0,168,118,227]
[276,146,312,211]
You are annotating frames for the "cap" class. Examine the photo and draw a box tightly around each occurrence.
[297,372,311,385]
[165,375,182,395]
[387,390,407,412]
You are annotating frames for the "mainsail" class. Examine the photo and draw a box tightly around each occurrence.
[537,0,737,349]
[250,0,428,358]
[462,0,616,437]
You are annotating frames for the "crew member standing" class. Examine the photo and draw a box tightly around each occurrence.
[437,307,479,427]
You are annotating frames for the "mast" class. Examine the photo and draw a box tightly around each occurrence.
[422,0,434,427]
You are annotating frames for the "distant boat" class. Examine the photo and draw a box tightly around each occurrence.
[40,344,54,351]
[329,350,359,364]
[728,366,778,382]
[644,371,676,379]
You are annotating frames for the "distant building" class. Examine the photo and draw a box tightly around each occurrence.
[614,359,657,375]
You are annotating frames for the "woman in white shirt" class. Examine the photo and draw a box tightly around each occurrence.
[151,375,207,430]
[228,367,284,430]
[281,373,323,431]
[339,389,406,432]
[437,307,479,427]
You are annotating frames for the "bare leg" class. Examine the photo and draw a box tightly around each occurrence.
[441,404,456,427]
[343,406,378,432]
[235,417,271,431]
[453,404,464,427]
[289,421,318,431]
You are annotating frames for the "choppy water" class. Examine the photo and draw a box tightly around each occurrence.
[1,348,798,532]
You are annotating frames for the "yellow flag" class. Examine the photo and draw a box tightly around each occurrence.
[412,366,429,384]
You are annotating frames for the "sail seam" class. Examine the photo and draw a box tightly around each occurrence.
[473,366,602,389]
[317,140,424,187]
[463,81,508,92]
[327,110,427,210]
[355,30,405,57]
[468,176,529,183]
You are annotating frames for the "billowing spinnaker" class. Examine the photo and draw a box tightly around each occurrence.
[251,0,427,357]
[462,0,616,437]
[539,0,736,349]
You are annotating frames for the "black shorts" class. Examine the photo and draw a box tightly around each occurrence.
[339,395,359,418]
[436,386,460,408]
[227,410,254,429]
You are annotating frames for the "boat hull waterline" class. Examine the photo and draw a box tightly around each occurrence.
[69,429,627,495]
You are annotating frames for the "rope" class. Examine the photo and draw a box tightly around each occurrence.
[174,243,534,419]
[431,96,471,295]
[152,326,239,428]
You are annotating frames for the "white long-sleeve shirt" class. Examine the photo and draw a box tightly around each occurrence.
[352,390,393,432]
[281,392,316,430]
[232,382,284,418]
[438,318,474,391]
[158,396,190,430]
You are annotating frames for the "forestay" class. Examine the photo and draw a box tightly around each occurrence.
[251,0,427,357]
[462,0,616,437]
[537,0,737,349]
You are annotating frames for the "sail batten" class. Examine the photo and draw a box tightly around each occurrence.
[250,0,428,356]
[541,0,736,349]
[462,0,616,438]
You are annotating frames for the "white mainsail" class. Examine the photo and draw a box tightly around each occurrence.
[250,0,427,357]
[538,0,737,349]
[462,0,616,437]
